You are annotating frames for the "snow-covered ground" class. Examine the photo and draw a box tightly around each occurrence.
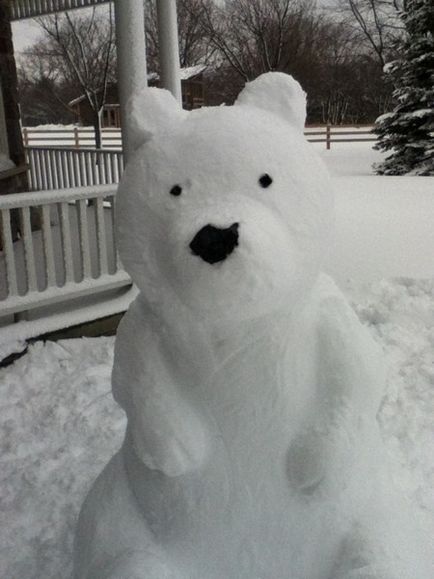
[1,142,434,578]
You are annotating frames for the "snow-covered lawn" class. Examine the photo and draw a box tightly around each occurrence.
[1,142,434,578]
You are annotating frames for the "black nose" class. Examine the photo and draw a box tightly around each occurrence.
[190,223,239,264]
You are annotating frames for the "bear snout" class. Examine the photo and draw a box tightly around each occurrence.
[190,223,239,264]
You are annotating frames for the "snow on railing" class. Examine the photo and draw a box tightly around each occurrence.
[25,147,124,191]
[10,0,110,20]
[0,185,131,318]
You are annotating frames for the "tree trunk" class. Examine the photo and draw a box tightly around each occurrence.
[93,108,103,150]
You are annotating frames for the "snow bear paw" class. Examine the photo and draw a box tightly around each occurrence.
[131,411,209,477]
[337,564,396,579]
[286,430,326,494]
[104,551,183,579]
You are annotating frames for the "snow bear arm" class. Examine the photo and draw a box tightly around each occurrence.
[112,301,209,477]
[315,276,386,417]
[287,276,386,496]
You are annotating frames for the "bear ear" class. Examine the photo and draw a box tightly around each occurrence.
[235,72,306,133]
[126,87,187,151]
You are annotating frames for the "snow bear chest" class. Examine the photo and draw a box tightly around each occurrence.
[125,321,339,574]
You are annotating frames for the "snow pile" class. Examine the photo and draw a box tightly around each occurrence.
[351,278,434,510]
[1,278,434,578]
[326,175,434,286]
[0,338,125,579]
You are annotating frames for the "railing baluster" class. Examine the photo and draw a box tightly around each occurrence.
[78,150,86,187]
[92,150,99,185]
[59,202,74,284]
[95,197,108,276]
[33,148,42,191]
[20,206,38,293]
[69,149,77,188]
[110,151,117,183]
[117,151,123,181]
[24,148,33,190]
[60,150,68,188]
[56,150,64,189]
[109,195,119,272]
[39,149,47,190]
[41,204,56,289]
[77,199,92,280]
[97,151,104,185]
[48,149,55,189]
[64,150,72,187]
[1,209,18,296]
[85,150,92,186]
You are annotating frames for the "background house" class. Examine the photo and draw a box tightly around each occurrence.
[69,65,207,129]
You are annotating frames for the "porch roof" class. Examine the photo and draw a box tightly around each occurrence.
[10,0,110,21]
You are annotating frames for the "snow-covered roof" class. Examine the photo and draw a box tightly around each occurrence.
[147,65,207,83]
[68,95,86,107]
[179,64,207,80]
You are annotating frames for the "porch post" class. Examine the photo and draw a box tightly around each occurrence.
[114,0,147,161]
[156,0,182,105]
[0,78,8,158]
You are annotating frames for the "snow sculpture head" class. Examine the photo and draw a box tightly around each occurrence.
[117,72,333,323]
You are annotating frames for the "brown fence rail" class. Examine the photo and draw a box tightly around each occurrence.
[22,125,375,151]
[304,125,376,150]
[22,127,122,150]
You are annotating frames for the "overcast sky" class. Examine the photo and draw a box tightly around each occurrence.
[11,5,106,53]
[12,19,43,53]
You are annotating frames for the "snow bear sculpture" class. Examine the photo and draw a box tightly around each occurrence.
[74,73,431,579]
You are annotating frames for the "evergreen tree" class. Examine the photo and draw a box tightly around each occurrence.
[373,0,434,175]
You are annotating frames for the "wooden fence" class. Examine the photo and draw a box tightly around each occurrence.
[22,125,376,191]
[22,127,122,150]
[304,126,376,150]
[22,125,375,151]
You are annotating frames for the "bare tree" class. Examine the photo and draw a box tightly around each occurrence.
[198,0,394,123]
[17,43,77,125]
[145,0,215,72]
[36,7,116,148]
[334,0,403,67]
[200,0,328,81]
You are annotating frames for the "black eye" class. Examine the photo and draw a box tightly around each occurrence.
[170,185,182,196]
[259,174,273,188]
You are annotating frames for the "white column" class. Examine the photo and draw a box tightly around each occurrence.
[114,0,147,161]
[156,0,182,105]
[0,79,9,158]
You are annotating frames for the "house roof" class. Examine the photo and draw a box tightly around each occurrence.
[179,64,207,80]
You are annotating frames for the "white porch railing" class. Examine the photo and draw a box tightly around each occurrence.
[25,147,124,190]
[0,184,130,318]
